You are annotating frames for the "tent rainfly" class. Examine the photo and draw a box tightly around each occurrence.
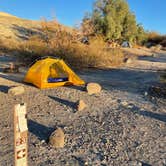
[24,57,85,89]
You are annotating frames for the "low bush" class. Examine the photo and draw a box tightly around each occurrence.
[15,36,124,69]
[0,20,125,69]
[146,31,166,47]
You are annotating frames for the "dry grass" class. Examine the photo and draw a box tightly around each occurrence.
[13,36,124,69]
[15,36,124,69]
[147,31,166,47]
[0,17,125,69]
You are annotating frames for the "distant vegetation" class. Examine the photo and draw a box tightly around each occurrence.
[0,20,124,69]
[81,0,166,47]
[146,31,166,47]
[81,0,147,45]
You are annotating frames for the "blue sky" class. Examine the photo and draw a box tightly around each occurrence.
[0,0,166,34]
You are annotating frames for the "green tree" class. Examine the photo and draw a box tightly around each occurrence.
[86,0,145,44]
[121,12,138,42]
[135,24,147,45]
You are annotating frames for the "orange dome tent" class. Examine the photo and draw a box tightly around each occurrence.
[24,57,85,89]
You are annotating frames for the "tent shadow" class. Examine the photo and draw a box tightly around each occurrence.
[0,73,24,83]
[48,95,76,109]
[28,119,55,141]
[0,73,36,88]
[0,85,10,93]
[65,85,86,92]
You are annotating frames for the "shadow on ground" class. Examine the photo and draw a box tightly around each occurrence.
[138,54,166,63]
[0,68,160,95]
[0,85,10,93]
[65,85,86,92]
[80,68,159,94]
[49,96,76,109]
[28,119,55,141]
[0,73,35,88]
[138,110,166,123]
[124,104,166,123]
[0,73,24,83]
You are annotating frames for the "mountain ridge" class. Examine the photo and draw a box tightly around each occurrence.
[0,12,18,18]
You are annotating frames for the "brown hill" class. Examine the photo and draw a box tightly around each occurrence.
[0,12,42,41]
[0,12,76,42]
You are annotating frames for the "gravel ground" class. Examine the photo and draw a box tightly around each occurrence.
[0,53,166,166]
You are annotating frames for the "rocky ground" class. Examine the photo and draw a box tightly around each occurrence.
[0,50,166,166]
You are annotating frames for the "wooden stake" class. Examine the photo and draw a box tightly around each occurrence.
[14,103,28,166]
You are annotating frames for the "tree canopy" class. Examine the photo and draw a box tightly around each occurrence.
[81,0,146,44]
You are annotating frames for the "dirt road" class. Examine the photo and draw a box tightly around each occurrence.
[0,51,166,166]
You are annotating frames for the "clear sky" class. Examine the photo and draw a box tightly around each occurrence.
[0,0,165,34]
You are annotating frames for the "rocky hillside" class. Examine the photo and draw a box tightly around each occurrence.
[0,12,42,41]
[0,12,75,42]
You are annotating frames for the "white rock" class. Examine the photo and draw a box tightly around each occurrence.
[126,58,132,64]
[86,83,102,95]
[8,86,25,95]
[144,92,148,96]
[121,101,128,106]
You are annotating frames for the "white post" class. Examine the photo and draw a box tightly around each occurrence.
[14,103,28,166]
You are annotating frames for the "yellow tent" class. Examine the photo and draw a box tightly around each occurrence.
[24,57,85,89]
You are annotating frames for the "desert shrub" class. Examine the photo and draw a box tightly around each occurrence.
[0,39,5,51]
[146,31,166,47]
[0,20,124,69]
[160,39,166,47]
[15,34,124,69]
[59,39,123,68]
[0,38,20,52]
[15,36,52,63]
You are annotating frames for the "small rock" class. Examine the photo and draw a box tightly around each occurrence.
[86,83,102,95]
[127,104,133,109]
[76,100,87,111]
[41,140,45,144]
[121,101,128,106]
[8,86,25,95]
[3,63,19,73]
[144,92,148,96]
[126,58,132,64]
[48,101,52,106]
[156,44,162,51]
[49,128,65,148]
[84,162,88,165]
